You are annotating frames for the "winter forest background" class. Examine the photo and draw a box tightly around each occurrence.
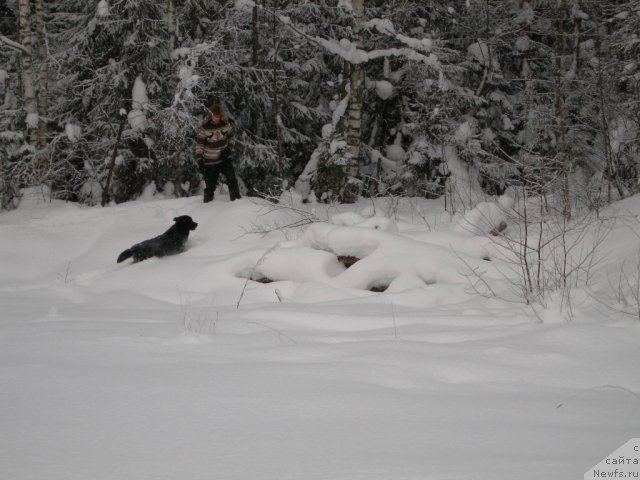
[0,0,639,212]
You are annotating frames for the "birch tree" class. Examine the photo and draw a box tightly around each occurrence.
[344,0,365,202]
[17,0,36,146]
[33,0,48,151]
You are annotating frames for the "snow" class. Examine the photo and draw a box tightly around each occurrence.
[331,93,350,127]
[314,35,438,69]
[515,35,530,52]
[366,18,396,36]
[455,120,474,143]
[0,130,23,142]
[234,0,255,11]
[467,41,500,71]
[386,143,405,163]
[1,193,640,479]
[396,34,434,52]
[65,123,82,142]
[609,116,638,155]
[131,75,149,110]
[128,76,149,131]
[443,144,484,208]
[338,0,353,12]
[96,0,109,18]
[375,79,394,100]
[25,112,39,128]
[455,194,514,236]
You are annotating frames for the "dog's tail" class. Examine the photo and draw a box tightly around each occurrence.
[117,249,133,263]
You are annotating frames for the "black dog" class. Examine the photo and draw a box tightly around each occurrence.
[117,215,198,263]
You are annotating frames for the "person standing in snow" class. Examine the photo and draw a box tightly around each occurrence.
[195,103,241,203]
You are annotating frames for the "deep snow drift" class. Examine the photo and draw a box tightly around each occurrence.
[1,189,639,480]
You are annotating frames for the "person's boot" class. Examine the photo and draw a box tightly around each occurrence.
[229,185,241,201]
[203,192,214,203]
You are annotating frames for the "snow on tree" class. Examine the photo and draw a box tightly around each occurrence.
[2,0,639,209]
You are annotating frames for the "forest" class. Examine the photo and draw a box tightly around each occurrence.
[1,0,639,214]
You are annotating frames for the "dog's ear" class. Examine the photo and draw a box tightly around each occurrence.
[173,217,179,222]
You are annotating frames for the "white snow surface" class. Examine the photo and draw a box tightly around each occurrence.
[468,41,500,71]
[131,75,149,110]
[1,193,639,479]
[375,79,394,100]
[96,0,109,17]
[65,123,82,143]
[127,76,149,131]
[25,112,39,128]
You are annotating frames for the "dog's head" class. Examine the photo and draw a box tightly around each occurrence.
[173,215,198,231]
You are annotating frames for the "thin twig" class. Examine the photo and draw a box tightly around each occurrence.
[236,245,277,309]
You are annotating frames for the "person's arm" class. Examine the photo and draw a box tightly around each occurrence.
[195,127,206,159]
[195,127,206,172]
[223,122,235,153]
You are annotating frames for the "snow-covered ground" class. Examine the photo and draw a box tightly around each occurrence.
[1,188,639,480]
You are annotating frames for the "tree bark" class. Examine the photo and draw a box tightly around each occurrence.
[249,2,260,136]
[252,3,259,66]
[271,0,284,185]
[344,0,365,202]
[167,0,176,63]
[33,0,48,151]
[102,115,127,207]
[17,0,36,146]
[554,0,571,221]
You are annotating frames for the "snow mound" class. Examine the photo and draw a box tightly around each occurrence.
[456,195,513,236]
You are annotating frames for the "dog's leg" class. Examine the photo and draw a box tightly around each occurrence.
[117,249,133,263]
[132,245,154,262]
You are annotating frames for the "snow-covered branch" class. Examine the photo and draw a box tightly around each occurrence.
[0,35,28,54]
[234,0,440,69]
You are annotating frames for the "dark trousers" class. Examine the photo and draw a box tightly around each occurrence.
[202,160,241,201]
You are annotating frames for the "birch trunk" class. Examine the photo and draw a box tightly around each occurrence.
[17,0,36,146]
[166,0,183,196]
[342,0,364,202]
[346,0,364,179]
[33,0,48,150]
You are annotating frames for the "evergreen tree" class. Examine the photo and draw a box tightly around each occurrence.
[51,0,179,204]
[1,0,637,209]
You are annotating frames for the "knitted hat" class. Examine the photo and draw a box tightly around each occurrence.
[208,104,222,116]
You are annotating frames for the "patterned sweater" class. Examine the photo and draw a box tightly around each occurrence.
[195,121,233,165]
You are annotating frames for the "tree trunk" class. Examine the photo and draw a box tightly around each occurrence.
[33,0,48,151]
[167,0,176,63]
[252,3,259,66]
[344,0,365,202]
[102,115,127,207]
[595,41,624,202]
[17,0,36,146]
[173,105,184,198]
[174,150,183,198]
[271,0,284,187]
[554,0,571,221]
[249,2,260,136]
